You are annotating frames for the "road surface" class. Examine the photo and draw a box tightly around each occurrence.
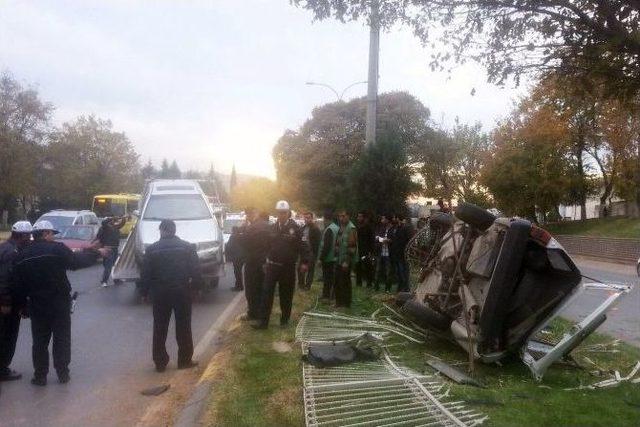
[565,256,639,347]
[0,262,240,427]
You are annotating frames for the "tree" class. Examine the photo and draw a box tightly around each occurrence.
[349,133,417,215]
[414,121,492,207]
[159,159,171,178]
[230,164,238,191]
[273,91,430,211]
[293,1,640,98]
[230,177,280,213]
[141,159,157,180]
[482,98,576,220]
[41,116,140,208]
[0,72,53,220]
[168,160,181,179]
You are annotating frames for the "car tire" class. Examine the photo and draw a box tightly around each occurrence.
[400,300,451,331]
[455,202,497,231]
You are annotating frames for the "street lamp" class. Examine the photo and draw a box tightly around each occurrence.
[305,81,368,101]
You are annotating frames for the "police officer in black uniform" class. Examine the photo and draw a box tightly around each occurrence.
[253,201,310,329]
[12,220,101,386]
[0,221,32,382]
[139,220,202,372]
[241,211,270,321]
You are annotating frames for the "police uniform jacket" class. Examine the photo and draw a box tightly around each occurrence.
[0,239,19,306]
[139,236,203,297]
[266,218,310,266]
[13,240,78,313]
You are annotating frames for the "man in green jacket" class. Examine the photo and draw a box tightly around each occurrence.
[333,209,358,308]
[317,210,339,301]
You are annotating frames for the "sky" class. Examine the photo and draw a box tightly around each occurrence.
[0,0,525,179]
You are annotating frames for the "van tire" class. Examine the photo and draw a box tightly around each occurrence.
[455,203,496,231]
[400,300,451,331]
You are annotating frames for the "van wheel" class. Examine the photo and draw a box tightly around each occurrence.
[400,300,451,331]
[455,203,496,231]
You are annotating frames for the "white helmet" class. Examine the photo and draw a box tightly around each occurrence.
[11,220,33,234]
[275,200,290,211]
[32,220,60,234]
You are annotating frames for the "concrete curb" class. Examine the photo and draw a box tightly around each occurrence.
[173,293,246,427]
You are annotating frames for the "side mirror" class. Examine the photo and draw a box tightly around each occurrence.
[132,210,140,217]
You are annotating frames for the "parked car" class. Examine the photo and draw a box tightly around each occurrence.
[112,179,225,290]
[36,210,99,233]
[57,225,97,252]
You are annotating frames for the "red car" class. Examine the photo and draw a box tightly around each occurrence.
[57,225,97,252]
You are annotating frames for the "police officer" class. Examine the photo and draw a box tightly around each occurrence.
[241,211,270,321]
[0,221,32,382]
[253,201,310,329]
[13,220,100,386]
[139,220,202,372]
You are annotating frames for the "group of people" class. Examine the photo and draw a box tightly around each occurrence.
[226,202,416,326]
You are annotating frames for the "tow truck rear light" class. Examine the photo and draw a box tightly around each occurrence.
[530,225,552,245]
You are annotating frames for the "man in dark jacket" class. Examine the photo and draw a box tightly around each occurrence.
[241,211,270,321]
[297,211,321,290]
[0,221,32,382]
[318,209,339,301]
[374,214,393,292]
[389,214,413,292]
[355,212,375,288]
[92,216,126,287]
[139,220,202,372]
[225,226,245,291]
[13,220,102,386]
[253,201,310,329]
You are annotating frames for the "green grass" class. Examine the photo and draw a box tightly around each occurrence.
[545,217,640,239]
[205,284,640,427]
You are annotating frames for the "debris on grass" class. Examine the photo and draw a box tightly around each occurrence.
[564,361,640,390]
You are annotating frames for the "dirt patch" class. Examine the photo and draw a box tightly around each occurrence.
[265,386,301,420]
[272,341,293,353]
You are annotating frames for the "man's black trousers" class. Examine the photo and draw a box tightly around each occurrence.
[232,261,244,289]
[0,309,21,373]
[355,256,373,287]
[297,257,316,289]
[321,262,336,299]
[31,300,71,379]
[259,263,295,326]
[152,290,193,368]
[335,266,352,308]
[244,261,264,320]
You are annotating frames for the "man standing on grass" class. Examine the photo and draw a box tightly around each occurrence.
[298,211,321,290]
[355,211,375,288]
[140,220,202,372]
[241,210,270,321]
[334,209,358,308]
[318,209,339,302]
[252,201,310,329]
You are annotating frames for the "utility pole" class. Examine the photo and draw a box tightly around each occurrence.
[365,0,380,147]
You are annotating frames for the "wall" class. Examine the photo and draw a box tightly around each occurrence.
[555,235,640,263]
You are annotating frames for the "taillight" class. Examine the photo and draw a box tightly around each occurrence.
[530,225,552,245]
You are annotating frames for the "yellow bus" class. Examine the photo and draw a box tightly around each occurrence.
[92,194,141,236]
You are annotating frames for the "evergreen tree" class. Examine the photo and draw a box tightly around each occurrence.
[168,160,181,179]
[159,159,170,178]
[230,164,238,190]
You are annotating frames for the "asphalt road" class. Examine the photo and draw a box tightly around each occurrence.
[565,256,640,347]
[0,262,239,427]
